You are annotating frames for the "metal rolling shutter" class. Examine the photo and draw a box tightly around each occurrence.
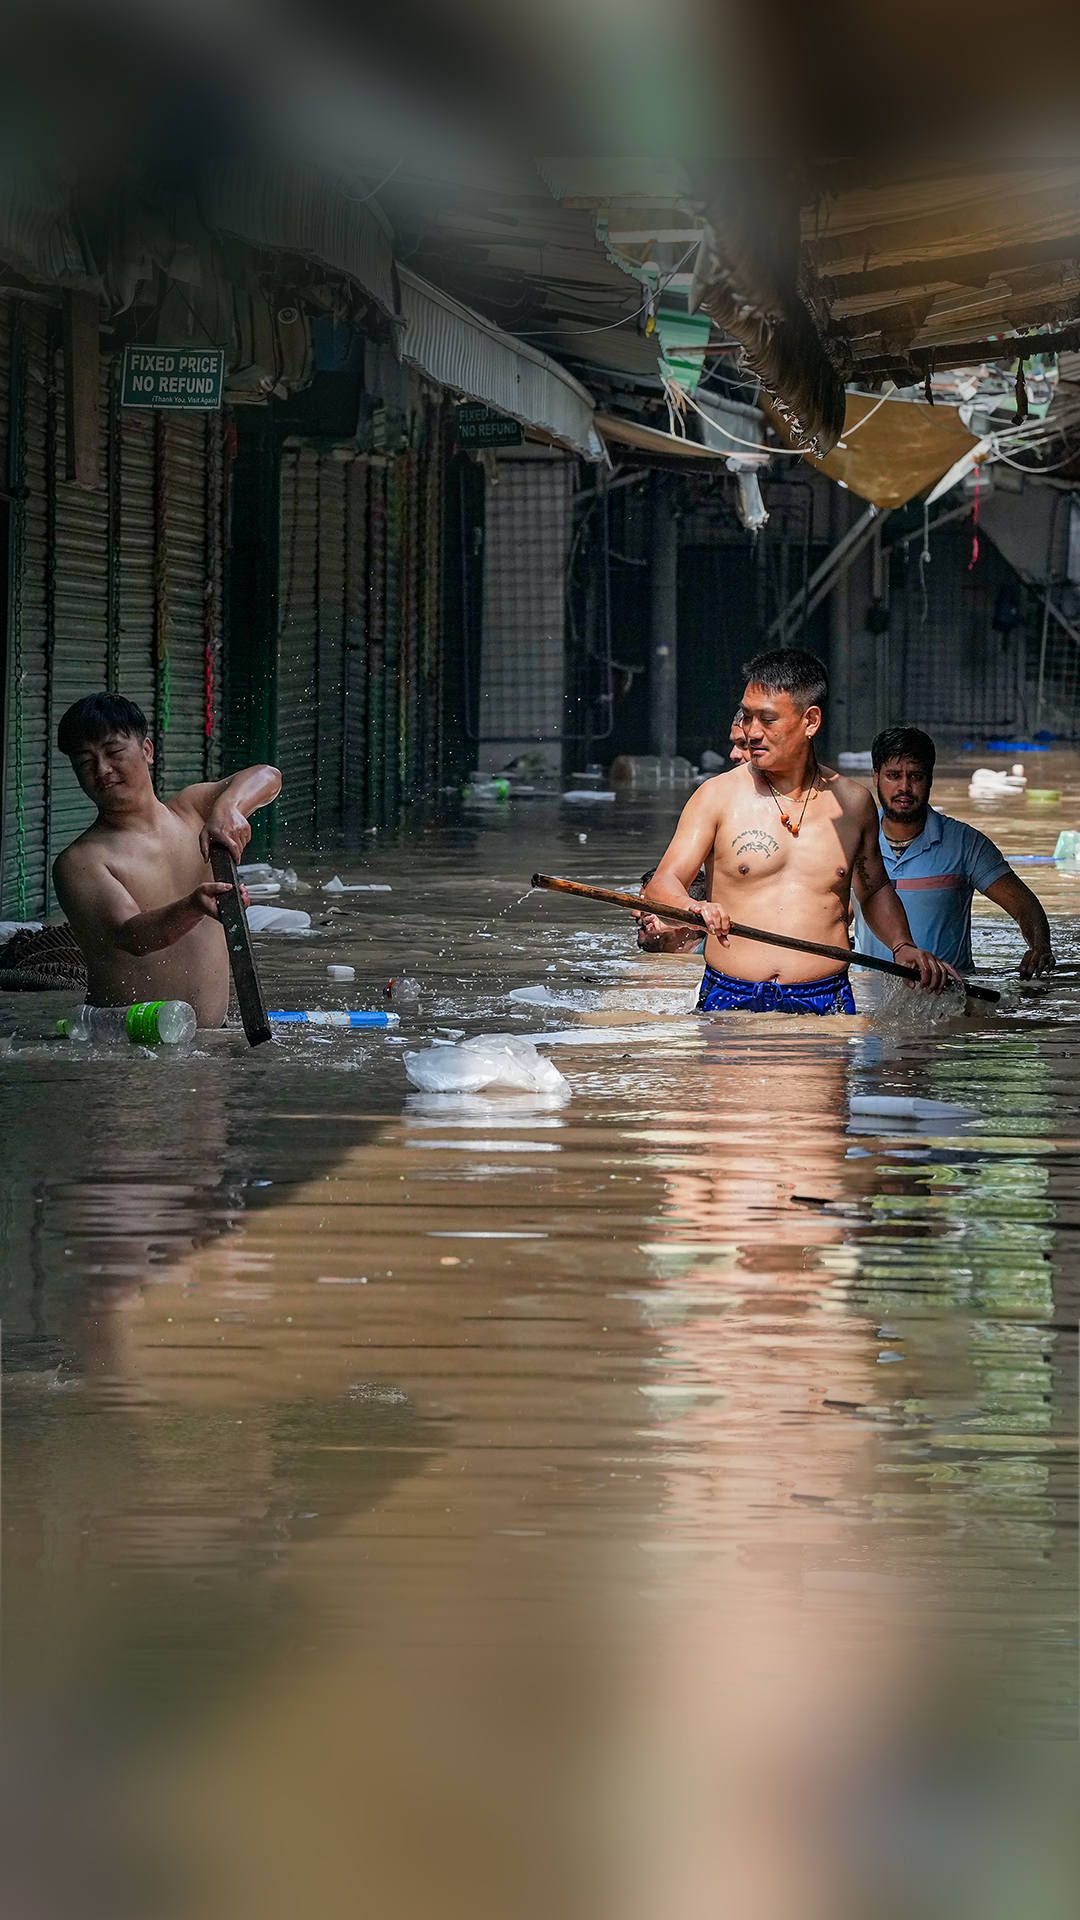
[364,458,387,822]
[382,456,400,817]
[418,418,444,792]
[46,347,111,906]
[1,324,229,919]
[396,450,419,800]
[160,413,222,793]
[313,452,347,836]
[112,401,226,790]
[266,429,444,853]
[275,442,319,848]
[2,302,50,918]
[114,398,156,721]
[275,442,354,852]
[341,457,368,818]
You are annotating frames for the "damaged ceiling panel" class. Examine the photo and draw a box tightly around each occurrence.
[680,163,1080,476]
[378,164,674,384]
[806,164,1080,380]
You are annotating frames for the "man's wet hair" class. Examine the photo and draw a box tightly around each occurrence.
[641,865,707,901]
[872,726,936,776]
[57,694,148,758]
[741,647,829,712]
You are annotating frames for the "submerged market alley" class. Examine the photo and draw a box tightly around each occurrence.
[2,11,1079,1915]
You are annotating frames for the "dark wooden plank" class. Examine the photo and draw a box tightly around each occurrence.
[63,289,100,489]
[209,844,272,1046]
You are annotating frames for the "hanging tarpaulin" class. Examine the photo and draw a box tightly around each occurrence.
[655,306,711,396]
[764,391,980,510]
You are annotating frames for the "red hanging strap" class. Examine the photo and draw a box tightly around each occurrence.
[968,464,980,571]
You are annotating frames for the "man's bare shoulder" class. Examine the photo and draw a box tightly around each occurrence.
[819,766,877,821]
[686,765,747,809]
[166,782,216,823]
[54,820,110,879]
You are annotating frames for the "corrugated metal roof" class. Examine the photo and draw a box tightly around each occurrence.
[203,160,397,318]
[0,161,93,287]
[397,268,599,458]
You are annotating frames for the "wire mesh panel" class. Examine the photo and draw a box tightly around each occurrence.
[893,527,1028,741]
[1032,609,1080,738]
[477,457,574,775]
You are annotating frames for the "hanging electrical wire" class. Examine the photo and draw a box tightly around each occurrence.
[512,240,702,339]
[919,500,931,627]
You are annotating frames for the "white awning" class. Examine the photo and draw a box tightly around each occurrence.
[397,268,600,460]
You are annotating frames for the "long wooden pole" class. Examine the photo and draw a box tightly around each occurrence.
[530,874,1000,1005]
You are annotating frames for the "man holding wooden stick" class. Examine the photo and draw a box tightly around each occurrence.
[646,649,960,1013]
[53,694,280,1028]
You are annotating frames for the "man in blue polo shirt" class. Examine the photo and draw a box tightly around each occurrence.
[855,726,1055,977]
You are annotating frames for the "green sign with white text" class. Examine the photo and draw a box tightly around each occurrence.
[121,346,225,410]
[454,405,523,447]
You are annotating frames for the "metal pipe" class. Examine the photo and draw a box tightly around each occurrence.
[767,501,879,643]
[648,473,678,757]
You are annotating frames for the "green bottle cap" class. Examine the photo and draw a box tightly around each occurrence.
[126,1001,165,1044]
[57,1017,72,1036]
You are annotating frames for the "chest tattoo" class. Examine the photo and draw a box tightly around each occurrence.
[732,829,779,861]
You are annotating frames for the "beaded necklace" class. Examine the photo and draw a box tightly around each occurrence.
[761,753,819,838]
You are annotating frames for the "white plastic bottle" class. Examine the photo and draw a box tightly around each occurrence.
[58,1000,197,1045]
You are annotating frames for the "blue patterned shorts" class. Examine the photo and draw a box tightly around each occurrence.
[697,963,856,1016]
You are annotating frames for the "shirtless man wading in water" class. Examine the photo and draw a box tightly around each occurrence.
[648,648,960,1014]
[53,693,281,1028]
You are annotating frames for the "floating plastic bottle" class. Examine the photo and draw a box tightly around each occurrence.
[58,1000,197,1045]
[463,777,510,802]
[385,976,421,1003]
[268,1010,399,1028]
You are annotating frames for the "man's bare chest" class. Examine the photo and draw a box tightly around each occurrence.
[102,815,207,907]
[710,801,861,884]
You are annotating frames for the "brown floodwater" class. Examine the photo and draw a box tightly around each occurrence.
[2,755,1077,1919]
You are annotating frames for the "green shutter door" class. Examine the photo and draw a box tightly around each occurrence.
[2,301,52,918]
[158,413,224,793]
[1,320,228,919]
[113,397,156,722]
[275,442,319,849]
[275,442,352,853]
[341,457,368,820]
[46,343,111,908]
[314,452,347,837]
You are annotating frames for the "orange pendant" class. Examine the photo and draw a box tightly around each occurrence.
[780,813,790,827]
[790,824,800,836]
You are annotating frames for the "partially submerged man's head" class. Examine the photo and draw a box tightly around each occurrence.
[57,694,153,808]
[728,711,749,764]
[872,726,935,827]
[739,647,828,774]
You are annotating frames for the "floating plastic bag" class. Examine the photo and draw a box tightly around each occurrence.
[238,863,306,892]
[1054,829,1080,861]
[322,875,392,892]
[403,1034,569,1096]
[968,763,1026,798]
[246,905,312,933]
[849,1094,974,1121]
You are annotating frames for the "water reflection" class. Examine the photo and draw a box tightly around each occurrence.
[1,778,1076,1915]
